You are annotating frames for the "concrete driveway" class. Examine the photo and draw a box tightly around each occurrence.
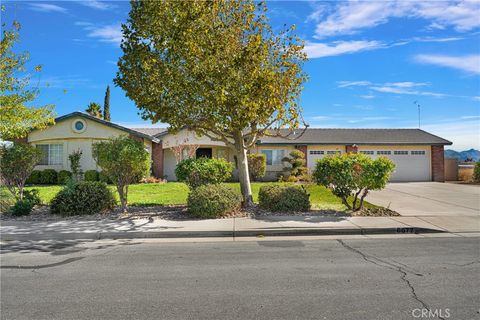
[368,182,480,216]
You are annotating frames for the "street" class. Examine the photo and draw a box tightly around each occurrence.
[1,237,479,320]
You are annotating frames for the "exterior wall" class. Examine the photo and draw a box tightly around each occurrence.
[444,158,458,181]
[431,145,445,182]
[152,142,164,178]
[251,145,296,181]
[162,129,227,148]
[28,116,152,172]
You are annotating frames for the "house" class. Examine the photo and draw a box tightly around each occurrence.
[17,111,452,182]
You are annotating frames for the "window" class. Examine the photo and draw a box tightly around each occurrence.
[72,119,87,133]
[261,149,285,165]
[394,150,408,155]
[37,144,63,165]
[327,150,341,155]
[411,150,426,155]
[377,151,391,155]
[360,151,374,155]
[309,150,324,155]
[74,121,84,131]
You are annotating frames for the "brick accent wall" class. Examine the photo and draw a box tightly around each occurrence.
[295,145,308,167]
[152,141,164,178]
[431,145,445,182]
[345,145,358,154]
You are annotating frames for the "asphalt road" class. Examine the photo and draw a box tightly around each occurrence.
[1,237,479,320]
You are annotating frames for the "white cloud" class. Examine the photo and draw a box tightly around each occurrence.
[347,116,393,124]
[359,94,375,99]
[78,0,115,10]
[29,3,67,13]
[414,54,480,74]
[311,1,480,39]
[339,80,448,98]
[337,81,372,88]
[304,40,385,58]
[87,24,123,44]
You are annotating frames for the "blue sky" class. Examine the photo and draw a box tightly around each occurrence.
[3,0,479,150]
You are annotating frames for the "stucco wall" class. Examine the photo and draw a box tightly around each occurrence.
[28,116,152,172]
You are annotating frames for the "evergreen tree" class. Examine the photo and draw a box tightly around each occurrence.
[103,85,111,121]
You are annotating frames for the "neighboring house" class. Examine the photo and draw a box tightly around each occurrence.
[17,112,452,182]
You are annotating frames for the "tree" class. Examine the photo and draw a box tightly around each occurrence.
[92,136,150,213]
[68,149,83,181]
[0,143,43,200]
[103,85,111,121]
[281,150,308,182]
[247,153,266,181]
[85,102,102,118]
[115,0,307,206]
[313,153,395,211]
[0,14,55,140]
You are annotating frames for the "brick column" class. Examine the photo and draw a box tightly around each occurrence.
[431,145,445,182]
[295,145,308,167]
[345,145,358,154]
[152,141,164,178]
[12,137,28,144]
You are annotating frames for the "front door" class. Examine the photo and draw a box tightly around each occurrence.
[196,148,213,159]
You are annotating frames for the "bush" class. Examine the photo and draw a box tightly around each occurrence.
[313,153,395,211]
[84,170,99,182]
[57,170,73,184]
[175,157,233,189]
[474,162,480,183]
[40,169,58,185]
[248,153,266,181]
[26,170,42,184]
[98,171,112,184]
[187,184,242,218]
[280,150,308,182]
[50,181,116,216]
[258,184,310,212]
[8,189,41,216]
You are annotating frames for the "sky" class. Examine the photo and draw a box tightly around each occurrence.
[2,0,480,151]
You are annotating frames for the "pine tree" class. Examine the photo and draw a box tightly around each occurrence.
[103,85,111,121]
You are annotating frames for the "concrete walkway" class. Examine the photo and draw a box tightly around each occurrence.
[368,182,480,216]
[1,214,479,241]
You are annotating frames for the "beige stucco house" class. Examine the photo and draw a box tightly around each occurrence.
[19,111,452,182]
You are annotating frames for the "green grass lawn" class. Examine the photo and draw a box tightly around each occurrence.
[23,182,376,211]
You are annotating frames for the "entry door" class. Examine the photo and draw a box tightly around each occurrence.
[196,148,212,159]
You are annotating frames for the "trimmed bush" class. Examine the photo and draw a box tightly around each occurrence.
[474,162,480,183]
[187,184,242,218]
[259,184,310,212]
[57,170,73,184]
[50,181,116,216]
[26,170,42,185]
[248,153,266,181]
[175,157,233,189]
[98,171,112,184]
[9,189,41,216]
[84,170,99,182]
[40,169,58,185]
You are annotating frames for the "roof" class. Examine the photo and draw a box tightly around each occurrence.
[54,112,160,143]
[127,127,168,137]
[257,128,452,145]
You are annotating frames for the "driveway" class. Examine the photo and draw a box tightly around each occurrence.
[368,182,480,216]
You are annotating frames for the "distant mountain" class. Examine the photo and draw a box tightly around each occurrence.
[445,149,480,162]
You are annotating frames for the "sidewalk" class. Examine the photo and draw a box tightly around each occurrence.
[2,215,479,241]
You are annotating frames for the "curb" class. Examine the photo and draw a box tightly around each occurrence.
[0,226,446,241]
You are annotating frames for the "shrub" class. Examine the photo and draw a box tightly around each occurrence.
[187,184,242,218]
[26,170,42,185]
[175,157,233,189]
[0,143,43,200]
[57,170,73,184]
[84,170,99,182]
[99,171,112,184]
[313,153,395,211]
[40,169,57,185]
[92,136,150,213]
[50,181,116,216]
[474,162,480,183]
[69,149,83,181]
[280,150,308,182]
[247,153,266,181]
[258,184,310,212]
[8,189,41,216]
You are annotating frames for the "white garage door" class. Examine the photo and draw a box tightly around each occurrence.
[307,150,342,170]
[360,149,431,182]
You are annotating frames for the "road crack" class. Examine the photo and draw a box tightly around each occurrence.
[337,240,445,320]
[1,257,84,270]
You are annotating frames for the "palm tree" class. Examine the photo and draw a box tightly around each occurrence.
[86,102,102,118]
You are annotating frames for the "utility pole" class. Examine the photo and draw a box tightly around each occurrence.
[414,101,421,128]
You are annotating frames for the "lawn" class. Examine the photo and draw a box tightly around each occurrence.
[23,182,375,211]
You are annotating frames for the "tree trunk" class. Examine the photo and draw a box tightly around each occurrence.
[117,185,127,213]
[234,131,254,207]
[358,189,369,211]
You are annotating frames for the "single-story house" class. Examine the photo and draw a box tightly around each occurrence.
[16,111,452,182]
